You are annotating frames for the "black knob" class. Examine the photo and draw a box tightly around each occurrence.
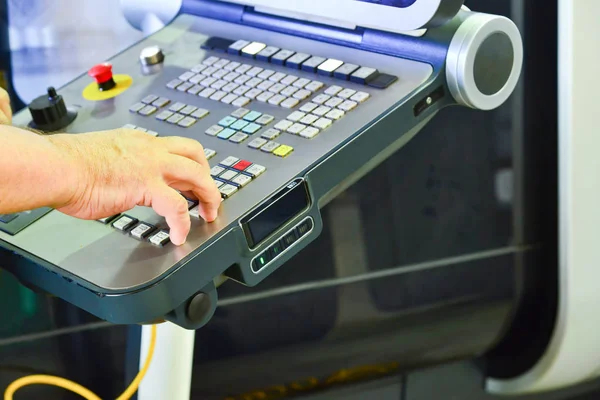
[28,87,77,132]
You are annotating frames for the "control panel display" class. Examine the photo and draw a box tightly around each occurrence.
[242,179,310,248]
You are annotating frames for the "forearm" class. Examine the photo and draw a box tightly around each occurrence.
[0,125,78,214]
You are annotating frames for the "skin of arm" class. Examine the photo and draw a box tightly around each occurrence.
[0,87,222,245]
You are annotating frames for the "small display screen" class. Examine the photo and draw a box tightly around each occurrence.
[243,180,310,248]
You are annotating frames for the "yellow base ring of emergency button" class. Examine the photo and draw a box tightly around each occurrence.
[82,74,133,101]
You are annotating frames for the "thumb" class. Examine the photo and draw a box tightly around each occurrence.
[150,185,191,246]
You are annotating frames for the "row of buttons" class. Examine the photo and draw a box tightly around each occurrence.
[166,55,328,109]
[252,218,313,272]
[211,156,266,199]
[98,214,171,247]
[155,101,211,128]
[223,39,398,89]
[128,94,171,117]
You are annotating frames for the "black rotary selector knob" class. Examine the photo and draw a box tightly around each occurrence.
[28,87,77,132]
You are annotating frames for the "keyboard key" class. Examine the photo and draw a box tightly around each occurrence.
[325,85,343,96]
[180,105,197,115]
[149,230,170,246]
[280,86,298,97]
[233,85,251,96]
[269,83,286,94]
[176,82,193,92]
[302,56,326,72]
[318,59,344,76]
[300,126,320,139]
[134,127,147,132]
[232,174,252,187]
[166,79,182,89]
[139,105,157,116]
[202,66,219,76]
[258,69,275,80]
[129,102,145,113]
[351,91,370,103]
[256,114,274,125]
[273,144,294,157]
[235,64,253,74]
[204,148,216,160]
[141,94,159,104]
[187,85,203,95]
[313,117,333,130]
[210,91,227,101]
[242,123,261,134]
[248,137,268,149]
[293,89,311,100]
[155,110,173,121]
[230,119,249,130]
[293,78,311,88]
[325,97,344,108]
[214,59,230,69]
[268,94,286,105]
[203,56,220,66]
[269,72,287,83]
[334,63,360,80]
[245,77,262,88]
[287,111,305,122]
[257,46,280,62]
[233,160,252,170]
[167,113,185,124]
[244,164,266,177]
[350,67,378,84]
[200,77,217,87]
[224,61,241,71]
[261,141,280,153]
[243,111,262,121]
[271,49,295,65]
[213,69,229,79]
[223,72,240,82]
[247,66,264,77]
[191,64,208,73]
[189,74,205,84]
[275,120,294,131]
[130,223,155,240]
[169,102,186,112]
[338,88,356,99]
[199,88,216,98]
[217,128,237,140]
[234,74,251,85]
[300,102,319,113]
[313,106,331,116]
[146,130,159,137]
[281,75,299,85]
[313,94,331,104]
[281,98,300,109]
[221,94,238,104]
[367,73,398,89]
[257,80,275,91]
[305,81,324,92]
[326,109,345,120]
[191,108,209,119]
[122,124,136,130]
[211,79,228,90]
[177,116,197,127]
[220,184,238,198]
[228,40,251,55]
[246,89,263,99]
[211,165,225,176]
[300,114,319,125]
[205,125,224,136]
[241,42,266,57]
[339,100,358,111]
[112,215,138,231]
[232,97,251,107]
[261,128,280,140]
[214,180,224,188]
[257,92,274,102]
[229,132,249,143]
[286,53,310,69]
[219,116,238,127]
[231,107,250,118]
[179,71,196,81]
[287,123,307,135]
[220,156,240,167]
[223,82,240,93]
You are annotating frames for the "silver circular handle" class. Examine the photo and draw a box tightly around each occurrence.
[140,46,165,66]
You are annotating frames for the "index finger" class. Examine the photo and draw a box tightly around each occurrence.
[157,136,210,170]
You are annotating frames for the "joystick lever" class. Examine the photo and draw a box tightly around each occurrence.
[28,86,77,132]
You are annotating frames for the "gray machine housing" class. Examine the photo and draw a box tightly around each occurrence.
[0,0,522,330]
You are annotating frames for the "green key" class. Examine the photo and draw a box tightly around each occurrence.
[230,119,250,130]
[243,110,262,122]
[242,123,261,134]
[218,116,237,127]
[217,128,237,139]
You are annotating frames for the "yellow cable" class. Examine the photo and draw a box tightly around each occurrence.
[4,324,157,400]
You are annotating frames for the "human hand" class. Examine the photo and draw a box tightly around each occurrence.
[49,128,222,245]
[0,87,12,124]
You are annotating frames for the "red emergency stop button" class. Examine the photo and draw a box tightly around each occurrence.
[88,63,116,91]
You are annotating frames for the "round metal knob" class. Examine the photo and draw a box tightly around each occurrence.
[140,46,165,66]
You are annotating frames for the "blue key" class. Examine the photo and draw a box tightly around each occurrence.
[242,123,261,134]
[243,111,262,122]
[218,116,237,127]
[230,119,250,130]
[217,128,237,139]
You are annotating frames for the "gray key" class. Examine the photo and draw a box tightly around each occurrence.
[220,170,238,181]
[179,71,196,81]
[189,74,204,84]
[211,79,228,90]
[213,59,230,69]
[302,56,326,71]
[234,74,251,85]
[333,63,360,78]
[177,116,197,128]
[155,110,173,121]
[224,61,241,71]
[281,98,300,109]
[232,174,252,187]
[213,69,229,79]
[257,69,275,79]
[219,184,238,198]
[167,113,185,124]
[281,86,298,97]
[228,40,250,53]
[203,56,220,66]
[285,53,310,67]
[233,86,251,96]
[141,94,159,104]
[205,125,224,136]
[169,102,186,112]
[261,128,280,140]
[229,132,249,143]
[210,165,225,176]
[134,127,147,132]
[191,108,209,119]
[129,102,145,113]
[204,148,216,160]
[245,164,266,177]
[191,64,208,73]
[247,66,264,77]
[255,114,274,125]
[146,130,159,137]
[248,137,268,149]
[221,93,238,104]
[122,124,137,129]
[224,72,240,82]
[187,85,203,95]
[139,105,157,116]
[176,82,193,92]
[271,49,295,64]
[231,108,250,118]
[180,105,197,115]
[152,97,170,107]
[131,224,153,240]
[257,46,280,60]
[350,67,378,83]
[166,79,182,89]
[261,141,280,153]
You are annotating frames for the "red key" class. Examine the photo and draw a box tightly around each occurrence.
[233,160,252,171]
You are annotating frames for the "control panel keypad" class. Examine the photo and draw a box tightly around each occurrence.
[208,157,267,199]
